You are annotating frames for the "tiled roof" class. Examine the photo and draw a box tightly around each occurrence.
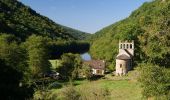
[83,60,105,69]
[116,54,131,60]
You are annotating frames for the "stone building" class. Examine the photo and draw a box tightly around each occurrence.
[83,60,105,76]
[115,40,134,76]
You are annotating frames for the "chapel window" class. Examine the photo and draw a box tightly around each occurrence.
[120,64,122,68]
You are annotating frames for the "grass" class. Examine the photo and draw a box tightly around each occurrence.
[49,59,62,69]
[74,79,142,100]
[34,70,143,100]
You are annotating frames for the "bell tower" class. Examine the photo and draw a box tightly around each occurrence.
[119,40,134,57]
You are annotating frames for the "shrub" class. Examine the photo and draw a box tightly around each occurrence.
[138,63,170,99]
[57,84,81,100]
[78,85,110,100]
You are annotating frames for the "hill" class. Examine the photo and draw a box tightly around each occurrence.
[90,0,170,68]
[0,0,90,41]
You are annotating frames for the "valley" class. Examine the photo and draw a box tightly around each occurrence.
[0,0,170,100]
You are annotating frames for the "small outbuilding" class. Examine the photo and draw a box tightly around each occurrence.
[115,40,134,76]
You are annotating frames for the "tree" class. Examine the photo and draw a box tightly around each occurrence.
[81,64,92,80]
[0,34,34,99]
[0,0,90,41]
[56,53,82,80]
[138,63,170,99]
[0,59,20,99]
[25,35,51,78]
[0,34,27,72]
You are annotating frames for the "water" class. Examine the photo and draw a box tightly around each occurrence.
[81,52,91,61]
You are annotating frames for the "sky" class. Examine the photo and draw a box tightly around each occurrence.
[20,0,151,33]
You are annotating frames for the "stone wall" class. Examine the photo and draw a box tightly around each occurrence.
[116,59,131,76]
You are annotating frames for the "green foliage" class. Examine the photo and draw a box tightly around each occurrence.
[44,78,141,100]
[49,59,62,70]
[78,85,110,100]
[56,53,82,80]
[90,1,170,98]
[49,41,90,59]
[25,35,51,78]
[138,63,170,99]
[81,64,93,80]
[90,0,170,68]
[58,84,81,100]
[0,59,34,100]
[0,34,27,72]
[0,34,34,99]
[107,62,115,71]
[48,81,62,89]
[0,0,91,97]
[0,0,90,41]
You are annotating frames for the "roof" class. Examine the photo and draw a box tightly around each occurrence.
[83,60,105,70]
[116,54,131,60]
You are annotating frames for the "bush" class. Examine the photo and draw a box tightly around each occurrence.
[81,64,93,80]
[138,63,170,99]
[48,82,62,89]
[57,84,81,100]
[78,84,110,100]
[56,53,82,80]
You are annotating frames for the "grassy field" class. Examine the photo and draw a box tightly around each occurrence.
[34,70,143,100]
[77,79,142,100]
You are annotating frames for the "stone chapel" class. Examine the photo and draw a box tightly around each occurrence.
[115,40,134,76]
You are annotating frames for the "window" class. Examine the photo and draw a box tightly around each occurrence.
[120,64,122,68]
[123,44,125,49]
[130,44,132,49]
[127,44,129,49]
[120,44,122,49]
[96,70,102,74]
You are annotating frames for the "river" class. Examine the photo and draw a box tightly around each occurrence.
[81,52,91,61]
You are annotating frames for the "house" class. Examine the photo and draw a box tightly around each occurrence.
[115,40,134,76]
[83,60,105,76]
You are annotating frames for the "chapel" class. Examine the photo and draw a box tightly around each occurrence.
[115,40,134,76]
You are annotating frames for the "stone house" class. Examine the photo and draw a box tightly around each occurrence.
[115,40,134,76]
[83,60,105,76]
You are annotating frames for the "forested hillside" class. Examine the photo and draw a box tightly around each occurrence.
[90,0,170,68]
[0,1,91,98]
[0,0,170,99]
[0,0,90,41]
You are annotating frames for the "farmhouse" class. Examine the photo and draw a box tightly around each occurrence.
[83,60,105,76]
[115,40,134,76]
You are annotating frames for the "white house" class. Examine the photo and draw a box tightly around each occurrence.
[83,60,105,76]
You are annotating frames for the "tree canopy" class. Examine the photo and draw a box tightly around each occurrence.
[25,35,51,78]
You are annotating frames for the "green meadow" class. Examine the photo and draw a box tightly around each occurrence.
[34,70,143,100]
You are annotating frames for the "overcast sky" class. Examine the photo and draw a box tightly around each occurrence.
[20,0,151,33]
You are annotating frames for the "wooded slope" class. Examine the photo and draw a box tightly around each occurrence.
[0,0,90,41]
[90,0,170,68]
